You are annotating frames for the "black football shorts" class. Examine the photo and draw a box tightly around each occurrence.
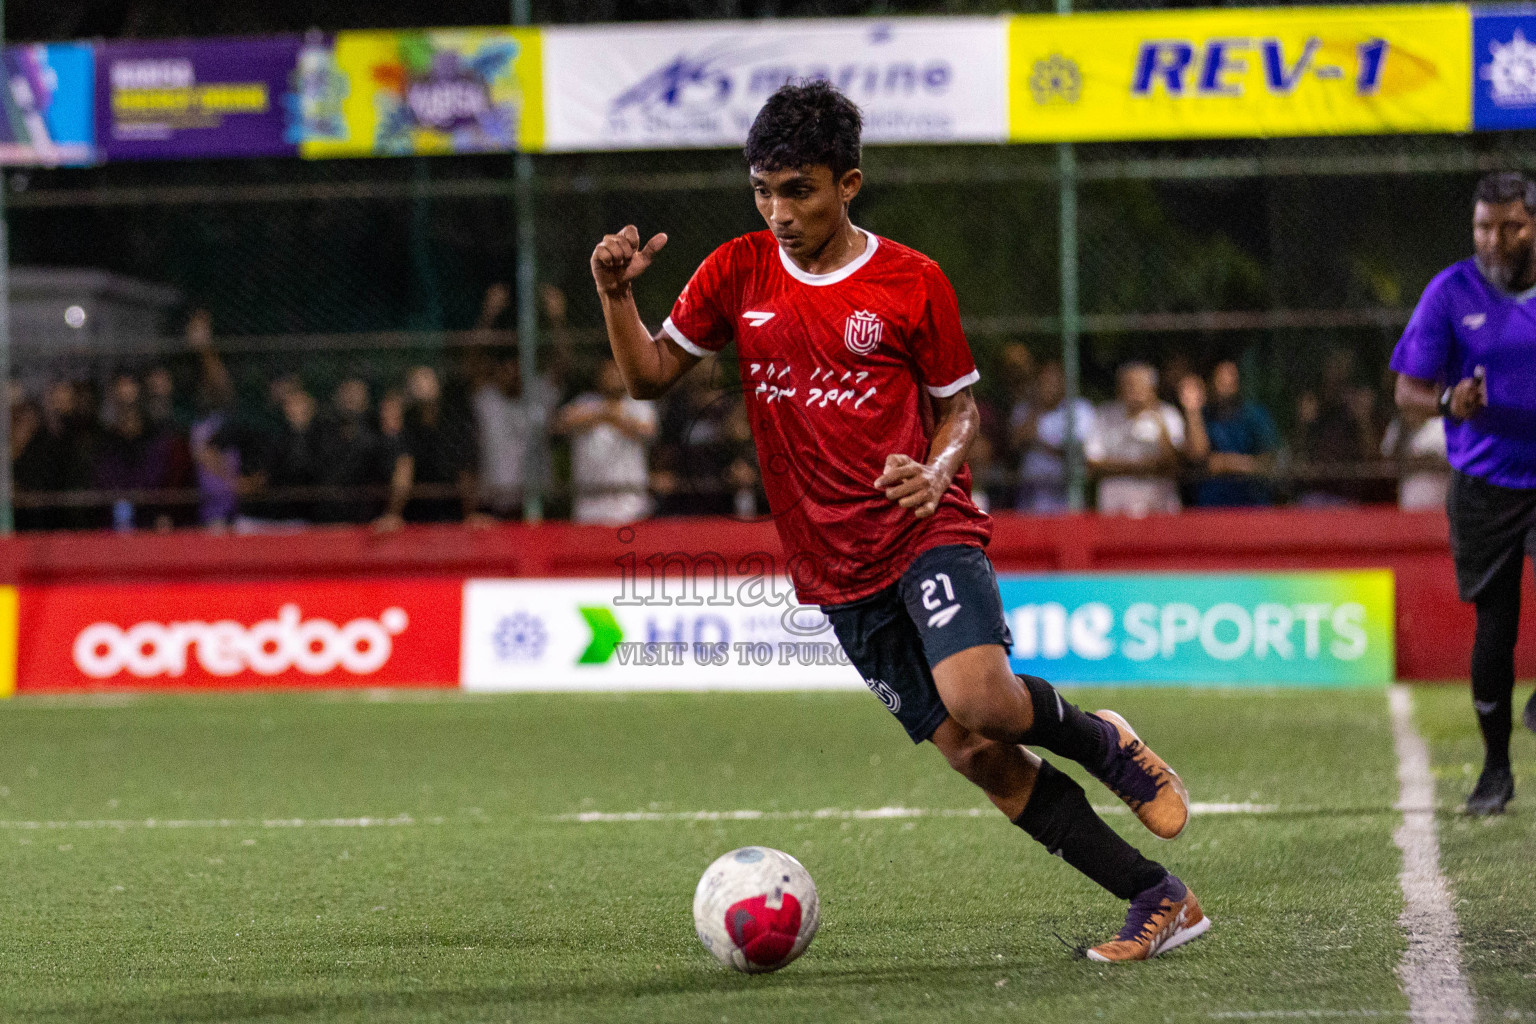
[1447,469,1536,603]
[822,544,1013,744]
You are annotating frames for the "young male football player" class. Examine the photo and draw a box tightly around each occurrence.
[590,81,1209,962]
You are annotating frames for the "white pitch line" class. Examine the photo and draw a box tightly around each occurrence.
[0,814,439,831]
[1387,684,1475,1024]
[1209,1012,1406,1020]
[554,802,1277,824]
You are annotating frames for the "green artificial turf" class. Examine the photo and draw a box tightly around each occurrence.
[0,687,1428,1022]
[1414,682,1536,1021]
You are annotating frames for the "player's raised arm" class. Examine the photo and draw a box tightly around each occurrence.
[590,224,699,399]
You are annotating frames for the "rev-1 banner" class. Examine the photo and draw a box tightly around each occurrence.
[1009,5,1471,142]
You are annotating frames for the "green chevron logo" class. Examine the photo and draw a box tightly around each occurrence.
[577,606,624,664]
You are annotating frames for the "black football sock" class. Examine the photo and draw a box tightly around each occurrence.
[1472,585,1520,772]
[1015,673,1114,772]
[1012,759,1167,900]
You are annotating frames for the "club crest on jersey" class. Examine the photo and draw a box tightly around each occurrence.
[844,310,884,355]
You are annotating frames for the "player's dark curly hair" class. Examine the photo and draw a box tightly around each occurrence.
[1475,170,1536,213]
[744,81,863,179]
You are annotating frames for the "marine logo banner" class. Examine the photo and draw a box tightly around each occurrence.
[1009,5,1471,142]
[541,17,1007,152]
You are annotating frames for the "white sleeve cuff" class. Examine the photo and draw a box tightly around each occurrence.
[926,369,980,398]
[662,317,711,358]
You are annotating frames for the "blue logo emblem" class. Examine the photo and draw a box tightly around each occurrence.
[1474,13,1536,130]
[491,612,548,662]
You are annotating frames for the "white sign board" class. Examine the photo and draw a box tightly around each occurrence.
[461,579,864,691]
[541,17,1008,152]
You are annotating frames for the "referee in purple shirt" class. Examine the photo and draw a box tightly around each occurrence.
[1393,171,1536,815]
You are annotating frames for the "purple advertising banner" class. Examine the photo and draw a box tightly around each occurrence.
[95,36,303,160]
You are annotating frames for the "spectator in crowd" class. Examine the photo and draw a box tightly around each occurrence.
[143,365,181,431]
[254,384,322,526]
[651,360,759,517]
[554,358,657,525]
[720,399,761,519]
[90,376,185,531]
[373,391,411,531]
[1085,361,1186,517]
[378,390,406,443]
[185,309,267,530]
[314,377,393,525]
[469,283,562,517]
[13,380,93,530]
[375,366,480,529]
[1381,406,1450,511]
[1294,347,1382,505]
[1158,352,1197,412]
[1011,359,1095,515]
[978,342,1036,511]
[1180,359,1279,507]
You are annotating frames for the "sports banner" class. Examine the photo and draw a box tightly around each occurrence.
[15,579,463,692]
[299,28,542,158]
[95,36,307,160]
[461,578,863,691]
[461,569,1392,691]
[0,44,95,166]
[999,570,1394,685]
[540,16,1007,152]
[1008,5,1471,142]
[1472,9,1536,131]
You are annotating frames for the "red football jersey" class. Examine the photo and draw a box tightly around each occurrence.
[663,228,992,605]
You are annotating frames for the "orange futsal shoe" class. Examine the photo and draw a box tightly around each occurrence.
[1087,875,1210,963]
[1092,709,1190,840]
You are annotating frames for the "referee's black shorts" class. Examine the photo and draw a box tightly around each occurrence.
[1447,469,1536,603]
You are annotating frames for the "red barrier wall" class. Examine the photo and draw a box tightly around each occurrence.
[0,507,1528,681]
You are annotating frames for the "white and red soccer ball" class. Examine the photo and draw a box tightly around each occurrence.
[693,846,819,973]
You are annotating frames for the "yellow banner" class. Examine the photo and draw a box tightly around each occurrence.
[301,27,542,158]
[0,586,16,699]
[1009,5,1470,142]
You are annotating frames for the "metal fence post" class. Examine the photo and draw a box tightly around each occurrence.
[1055,0,1084,513]
[1058,141,1083,513]
[0,0,13,536]
[515,152,542,524]
[512,0,542,524]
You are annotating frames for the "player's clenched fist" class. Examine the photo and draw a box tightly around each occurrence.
[875,453,949,519]
[591,224,669,299]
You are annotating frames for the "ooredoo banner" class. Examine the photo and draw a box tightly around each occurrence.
[94,36,307,160]
[540,16,1007,152]
[1008,5,1471,142]
[16,579,462,692]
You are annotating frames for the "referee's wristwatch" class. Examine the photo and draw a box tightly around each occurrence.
[1438,386,1454,418]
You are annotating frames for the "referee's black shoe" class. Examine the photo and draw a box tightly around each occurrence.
[1524,691,1536,735]
[1466,765,1515,816]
